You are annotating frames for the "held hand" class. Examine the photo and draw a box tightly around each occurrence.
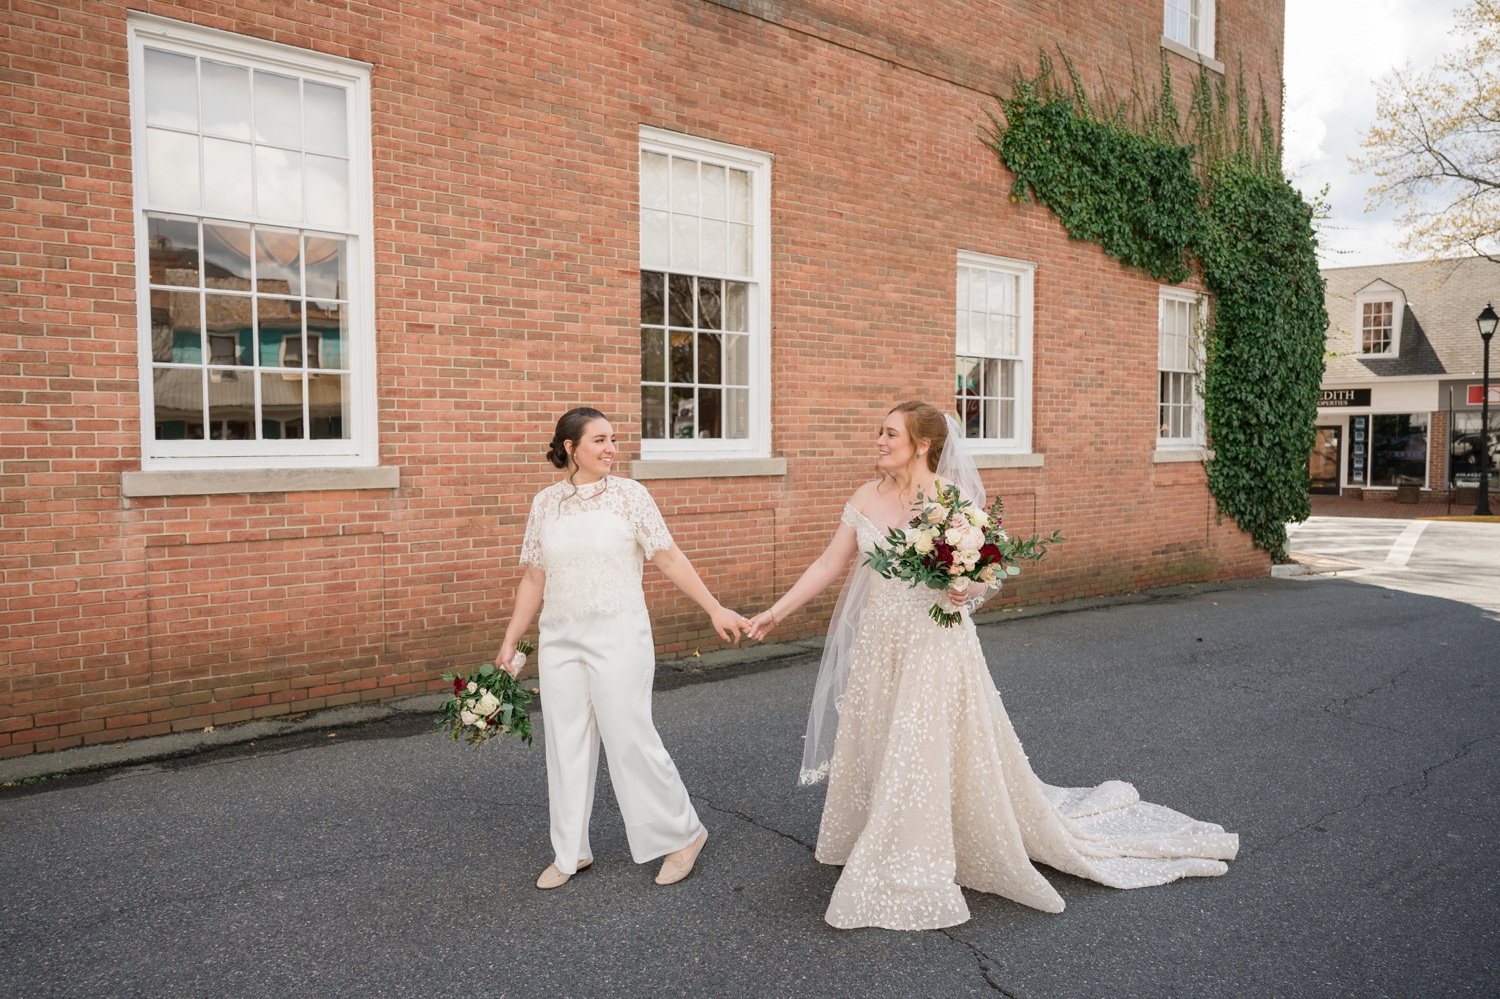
[497,640,519,677]
[709,605,747,644]
[746,610,777,642]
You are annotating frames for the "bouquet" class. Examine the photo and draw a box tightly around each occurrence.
[439,640,536,747]
[865,484,1064,627]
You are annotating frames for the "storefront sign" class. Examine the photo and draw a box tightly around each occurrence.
[1320,388,1371,407]
[1468,384,1500,405]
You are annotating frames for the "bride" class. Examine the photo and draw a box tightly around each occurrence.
[746,401,1239,930]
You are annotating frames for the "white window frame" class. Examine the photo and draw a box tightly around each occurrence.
[1157,286,1207,450]
[1162,0,1216,60]
[128,13,377,471]
[1353,280,1405,359]
[637,127,773,460]
[954,250,1035,455]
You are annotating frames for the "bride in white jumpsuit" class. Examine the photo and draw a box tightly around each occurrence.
[497,408,747,890]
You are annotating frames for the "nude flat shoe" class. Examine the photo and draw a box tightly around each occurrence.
[655,829,708,886]
[536,856,592,890]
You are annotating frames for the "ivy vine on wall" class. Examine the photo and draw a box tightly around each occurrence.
[985,56,1328,562]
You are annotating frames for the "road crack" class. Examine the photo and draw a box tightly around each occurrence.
[695,798,815,851]
[937,929,1021,997]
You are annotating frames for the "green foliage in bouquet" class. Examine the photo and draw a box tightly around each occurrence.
[439,640,536,747]
[865,484,1064,627]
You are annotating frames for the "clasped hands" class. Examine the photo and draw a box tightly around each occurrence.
[745,578,982,642]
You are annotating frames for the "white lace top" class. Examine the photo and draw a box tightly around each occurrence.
[519,476,674,618]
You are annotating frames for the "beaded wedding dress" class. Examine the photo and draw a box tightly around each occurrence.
[810,501,1240,930]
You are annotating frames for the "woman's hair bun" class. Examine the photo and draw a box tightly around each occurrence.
[548,407,608,469]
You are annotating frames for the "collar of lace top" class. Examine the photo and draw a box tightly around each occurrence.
[564,476,609,500]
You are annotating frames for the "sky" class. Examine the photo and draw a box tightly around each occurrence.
[1283,0,1461,269]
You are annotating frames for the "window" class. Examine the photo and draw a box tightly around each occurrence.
[1360,301,1394,355]
[129,14,374,469]
[1164,0,1215,57]
[954,252,1035,452]
[1369,414,1427,487]
[638,128,771,457]
[1158,289,1204,448]
[1450,411,1499,487]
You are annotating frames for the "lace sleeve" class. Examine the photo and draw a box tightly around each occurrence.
[626,481,674,559]
[518,489,548,568]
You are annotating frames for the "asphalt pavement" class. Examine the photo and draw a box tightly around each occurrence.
[2,544,1497,998]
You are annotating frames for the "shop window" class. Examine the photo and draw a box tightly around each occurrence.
[1164,0,1215,58]
[954,252,1034,452]
[1369,414,1427,487]
[130,14,372,470]
[638,128,771,457]
[1158,289,1205,448]
[1450,412,1500,487]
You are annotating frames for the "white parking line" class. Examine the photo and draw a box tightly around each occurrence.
[1384,520,1432,566]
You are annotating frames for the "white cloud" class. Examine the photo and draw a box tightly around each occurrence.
[1284,0,1459,267]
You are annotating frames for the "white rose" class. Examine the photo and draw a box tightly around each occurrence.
[960,548,980,566]
[979,564,998,583]
[902,527,925,546]
[474,719,487,730]
[459,709,477,725]
[967,509,989,529]
[466,681,478,694]
[924,505,948,525]
[475,692,501,716]
[943,527,966,546]
[914,536,934,554]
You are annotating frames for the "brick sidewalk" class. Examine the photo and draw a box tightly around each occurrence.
[1308,494,1478,520]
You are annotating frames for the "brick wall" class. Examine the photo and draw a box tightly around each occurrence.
[1428,409,1448,493]
[0,0,1280,757]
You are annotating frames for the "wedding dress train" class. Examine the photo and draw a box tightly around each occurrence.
[813,504,1239,930]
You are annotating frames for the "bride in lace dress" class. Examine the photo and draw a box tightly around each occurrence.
[747,401,1238,930]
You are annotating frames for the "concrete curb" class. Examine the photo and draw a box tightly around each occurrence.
[0,577,1268,786]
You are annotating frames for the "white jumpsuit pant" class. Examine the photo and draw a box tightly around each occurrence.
[537,608,703,874]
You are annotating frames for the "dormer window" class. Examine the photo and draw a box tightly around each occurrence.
[1361,300,1394,355]
[1352,280,1405,359]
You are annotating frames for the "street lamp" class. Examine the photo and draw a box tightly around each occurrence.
[1476,304,1496,516]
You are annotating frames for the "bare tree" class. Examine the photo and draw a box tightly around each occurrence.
[1355,0,1500,262]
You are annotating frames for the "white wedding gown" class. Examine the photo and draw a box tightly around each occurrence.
[815,504,1239,930]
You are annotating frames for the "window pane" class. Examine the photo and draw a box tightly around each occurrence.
[307,302,344,369]
[153,366,204,439]
[306,155,349,227]
[669,386,695,438]
[305,235,346,300]
[148,216,200,287]
[724,334,749,386]
[146,128,201,209]
[303,82,348,156]
[1370,414,1427,486]
[670,214,698,271]
[641,327,665,382]
[724,282,749,332]
[700,219,726,274]
[698,388,722,438]
[201,60,250,140]
[144,49,198,130]
[959,395,981,439]
[309,372,350,439]
[202,137,253,215]
[727,223,750,277]
[253,70,301,148]
[697,331,722,385]
[254,228,302,296]
[988,313,1016,357]
[669,330,693,384]
[257,297,302,366]
[670,157,698,214]
[668,274,694,327]
[725,387,749,439]
[641,385,666,439]
[701,163,726,219]
[205,295,253,366]
[255,146,303,221]
[641,271,664,325]
[261,371,304,439]
[641,152,670,210]
[727,169,751,223]
[698,278,722,330]
[150,290,200,363]
[204,223,253,289]
[207,366,253,439]
[641,209,669,269]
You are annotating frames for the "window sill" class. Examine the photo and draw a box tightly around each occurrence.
[970,452,1044,469]
[121,466,400,497]
[1160,35,1224,74]
[628,457,787,480]
[1153,448,1214,463]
